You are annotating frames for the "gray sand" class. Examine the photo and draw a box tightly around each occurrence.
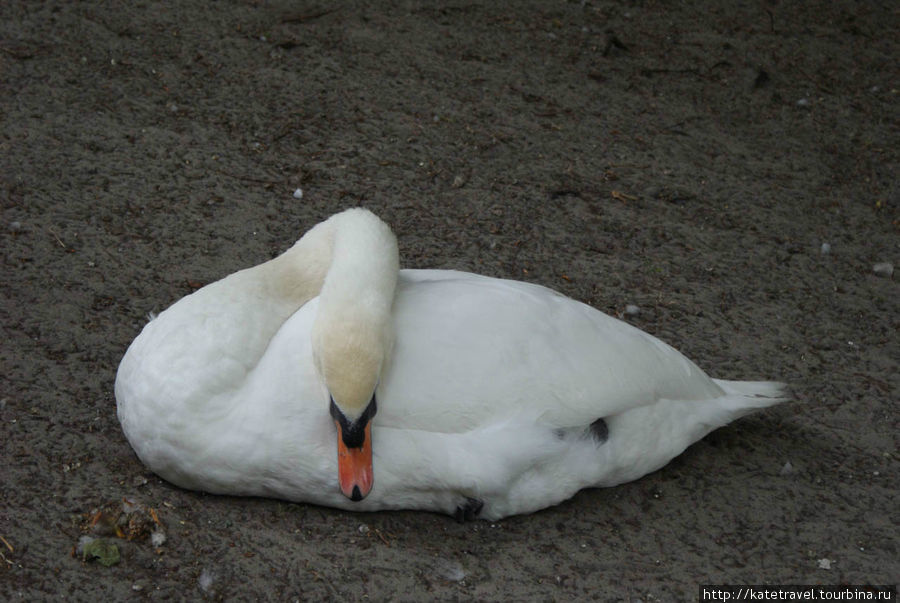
[2,1,897,599]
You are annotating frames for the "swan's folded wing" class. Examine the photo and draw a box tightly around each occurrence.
[377,270,724,433]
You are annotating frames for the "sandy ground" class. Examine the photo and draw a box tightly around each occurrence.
[2,0,897,600]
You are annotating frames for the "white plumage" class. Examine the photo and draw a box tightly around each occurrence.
[116,208,786,520]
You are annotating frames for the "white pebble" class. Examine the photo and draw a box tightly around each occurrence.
[780,461,794,475]
[624,304,640,316]
[292,187,303,200]
[433,558,466,582]
[198,568,216,592]
[817,558,832,570]
[151,529,167,547]
[872,262,893,277]
[796,98,810,107]
[820,242,831,255]
[75,535,95,556]
[357,524,369,534]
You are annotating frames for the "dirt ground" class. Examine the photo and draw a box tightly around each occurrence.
[2,0,897,600]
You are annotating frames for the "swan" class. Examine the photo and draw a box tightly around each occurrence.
[115,208,787,520]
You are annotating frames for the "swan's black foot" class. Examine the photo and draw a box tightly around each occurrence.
[454,497,484,522]
[590,417,609,444]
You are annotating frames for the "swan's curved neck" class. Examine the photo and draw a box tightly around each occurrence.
[264,209,398,313]
[270,209,399,418]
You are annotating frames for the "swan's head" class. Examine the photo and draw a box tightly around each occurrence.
[313,311,388,502]
[307,207,399,502]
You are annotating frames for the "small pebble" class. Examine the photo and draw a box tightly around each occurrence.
[796,98,810,107]
[624,304,640,316]
[451,175,466,188]
[820,242,831,255]
[293,187,303,200]
[433,558,466,582]
[198,568,216,592]
[358,524,369,534]
[817,558,833,570]
[780,461,794,475]
[9,221,22,232]
[75,535,95,556]
[872,262,893,277]
[151,529,167,547]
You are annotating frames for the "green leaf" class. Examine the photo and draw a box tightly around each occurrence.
[83,539,120,567]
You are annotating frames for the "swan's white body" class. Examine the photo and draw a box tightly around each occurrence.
[116,209,786,520]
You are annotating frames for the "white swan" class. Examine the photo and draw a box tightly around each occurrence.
[116,208,787,520]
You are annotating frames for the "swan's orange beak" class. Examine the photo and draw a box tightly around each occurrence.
[335,420,373,502]
[330,396,377,502]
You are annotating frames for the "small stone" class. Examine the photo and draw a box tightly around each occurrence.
[198,568,216,592]
[358,524,369,534]
[820,242,831,255]
[9,221,22,232]
[625,304,640,316]
[451,175,466,188]
[780,461,794,475]
[433,558,466,582]
[151,529,167,547]
[75,535,95,556]
[817,558,832,570]
[292,187,303,199]
[872,262,893,277]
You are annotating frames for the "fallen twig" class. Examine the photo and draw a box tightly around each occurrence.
[48,227,67,248]
[281,9,338,24]
[611,190,637,202]
[374,528,391,547]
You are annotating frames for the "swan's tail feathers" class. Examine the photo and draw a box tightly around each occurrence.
[713,379,790,415]
[592,381,788,488]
